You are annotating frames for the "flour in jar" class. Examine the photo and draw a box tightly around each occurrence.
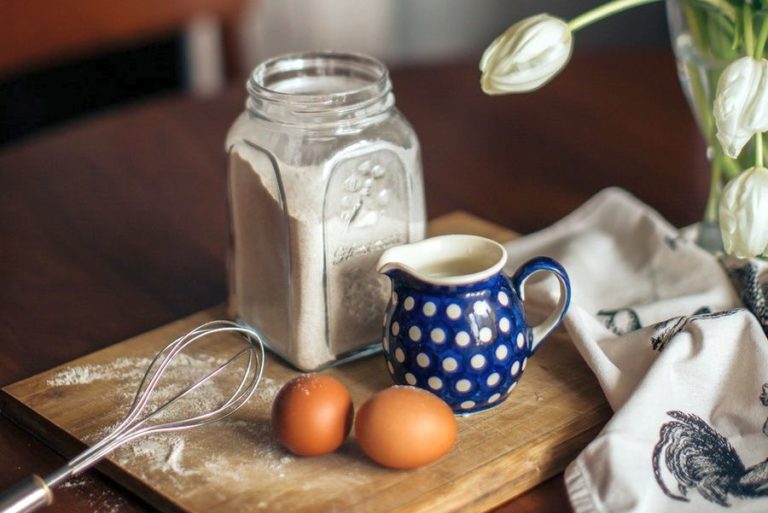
[228,143,424,370]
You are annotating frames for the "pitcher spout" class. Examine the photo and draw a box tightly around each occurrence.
[377,245,417,278]
[376,235,507,287]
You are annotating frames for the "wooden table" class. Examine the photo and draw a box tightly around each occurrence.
[0,49,708,512]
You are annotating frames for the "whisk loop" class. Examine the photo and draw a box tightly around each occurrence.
[0,320,265,513]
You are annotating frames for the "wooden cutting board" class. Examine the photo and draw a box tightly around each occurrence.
[0,212,611,513]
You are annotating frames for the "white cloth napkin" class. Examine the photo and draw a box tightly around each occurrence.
[502,188,768,512]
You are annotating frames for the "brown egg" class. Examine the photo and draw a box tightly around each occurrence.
[355,386,457,469]
[272,374,353,456]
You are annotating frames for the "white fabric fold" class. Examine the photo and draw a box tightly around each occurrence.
[502,188,768,512]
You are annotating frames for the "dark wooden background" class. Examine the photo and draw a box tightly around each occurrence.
[0,49,708,512]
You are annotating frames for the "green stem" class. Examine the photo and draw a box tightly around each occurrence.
[568,0,662,32]
[744,4,755,56]
[722,154,741,179]
[705,159,723,224]
[738,5,762,170]
[756,14,768,58]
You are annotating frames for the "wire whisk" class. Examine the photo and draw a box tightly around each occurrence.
[0,320,265,513]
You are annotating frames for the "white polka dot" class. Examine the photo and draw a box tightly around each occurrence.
[455,331,470,347]
[486,372,500,387]
[446,304,462,320]
[391,321,400,336]
[516,333,525,349]
[473,301,492,318]
[460,401,476,410]
[470,354,486,369]
[409,326,422,341]
[395,348,405,363]
[405,372,417,385]
[499,317,510,333]
[392,292,398,305]
[495,344,509,360]
[522,357,528,370]
[431,328,446,344]
[422,302,437,317]
[498,291,509,306]
[456,379,472,393]
[442,357,458,372]
[404,297,415,311]
[416,353,430,368]
[428,376,443,390]
[387,361,394,375]
[510,360,520,376]
[507,382,518,394]
[383,337,389,352]
[488,393,501,403]
[479,327,493,343]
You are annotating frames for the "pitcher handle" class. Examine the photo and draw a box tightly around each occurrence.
[510,256,571,354]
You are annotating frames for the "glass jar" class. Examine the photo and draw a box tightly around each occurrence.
[226,51,426,371]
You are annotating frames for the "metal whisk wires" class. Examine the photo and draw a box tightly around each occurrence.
[0,320,265,513]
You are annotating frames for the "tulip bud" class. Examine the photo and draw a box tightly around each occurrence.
[714,56,768,159]
[719,166,768,258]
[480,14,573,95]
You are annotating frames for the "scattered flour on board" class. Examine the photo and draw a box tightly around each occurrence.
[47,353,224,389]
[46,355,372,505]
[47,353,237,412]
[47,357,150,387]
[57,475,130,513]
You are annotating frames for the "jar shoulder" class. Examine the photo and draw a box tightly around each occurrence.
[226,109,419,166]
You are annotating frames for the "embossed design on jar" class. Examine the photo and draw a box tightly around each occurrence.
[341,159,392,230]
[332,233,405,265]
[324,149,410,356]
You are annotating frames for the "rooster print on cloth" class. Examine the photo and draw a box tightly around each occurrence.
[650,312,768,508]
[653,410,768,507]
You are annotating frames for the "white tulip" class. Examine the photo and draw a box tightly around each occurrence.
[719,166,768,257]
[713,56,768,159]
[480,14,573,95]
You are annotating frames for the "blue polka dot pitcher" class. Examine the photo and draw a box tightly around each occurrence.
[376,234,571,414]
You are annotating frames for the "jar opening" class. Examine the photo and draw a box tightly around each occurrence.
[246,52,393,124]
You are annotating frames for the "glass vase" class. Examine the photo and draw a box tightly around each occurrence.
[666,0,765,252]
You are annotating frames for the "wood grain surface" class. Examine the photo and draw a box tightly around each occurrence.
[0,51,708,512]
[1,213,610,513]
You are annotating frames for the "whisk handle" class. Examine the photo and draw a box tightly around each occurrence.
[0,475,53,513]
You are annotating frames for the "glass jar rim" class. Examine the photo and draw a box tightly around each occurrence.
[247,51,391,108]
